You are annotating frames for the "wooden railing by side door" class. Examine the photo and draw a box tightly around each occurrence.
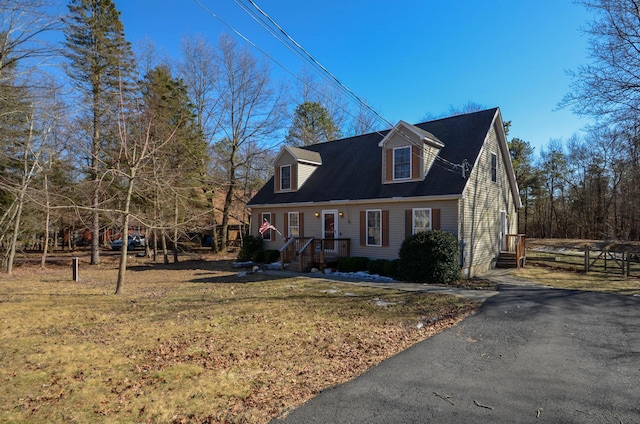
[504,234,526,268]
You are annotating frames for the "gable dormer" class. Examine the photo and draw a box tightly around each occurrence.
[274,146,322,193]
[379,121,444,183]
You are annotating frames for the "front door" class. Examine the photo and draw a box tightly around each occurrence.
[500,211,508,251]
[322,210,338,250]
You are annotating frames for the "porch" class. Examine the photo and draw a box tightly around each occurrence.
[279,237,351,272]
[496,234,527,269]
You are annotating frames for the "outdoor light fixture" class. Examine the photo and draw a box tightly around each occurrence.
[314,212,320,218]
[339,211,344,217]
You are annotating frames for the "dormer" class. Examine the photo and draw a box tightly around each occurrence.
[379,121,444,183]
[274,146,322,193]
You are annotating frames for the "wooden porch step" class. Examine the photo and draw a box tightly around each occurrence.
[496,251,519,268]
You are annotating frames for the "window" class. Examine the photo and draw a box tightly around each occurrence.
[288,212,299,237]
[367,210,381,246]
[393,147,411,180]
[413,208,431,234]
[261,212,271,241]
[281,164,291,190]
[490,152,497,183]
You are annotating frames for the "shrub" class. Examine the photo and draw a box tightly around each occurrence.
[252,249,266,262]
[264,249,280,263]
[238,235,263,261]
[382,259,399,279]
[398,230,460,284]
[367,259,387,276]
[337,257,370,273]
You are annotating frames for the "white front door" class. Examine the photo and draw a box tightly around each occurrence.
[322,210,338,250]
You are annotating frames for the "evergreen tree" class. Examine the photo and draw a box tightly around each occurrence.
[285,101,341,146]
[139,65,208,263]
[63,0,134,265]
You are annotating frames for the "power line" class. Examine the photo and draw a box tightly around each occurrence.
[236,0,471,176]
[193,0,471,178]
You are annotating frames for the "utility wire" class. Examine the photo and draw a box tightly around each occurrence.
[238,0,470,176]
[193,0,471,177]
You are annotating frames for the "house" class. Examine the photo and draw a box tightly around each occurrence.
[246,108,523,277]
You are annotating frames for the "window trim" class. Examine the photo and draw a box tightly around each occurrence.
[280,164,292,191]
[261,212,272,241]
[288,211,299,238]
[490,152,497,183]
[393,146,411,180]
[412,208,432,234]
[366,209,382,247]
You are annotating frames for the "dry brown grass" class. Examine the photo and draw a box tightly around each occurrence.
[513,265,640,295]
[0,254,477,423]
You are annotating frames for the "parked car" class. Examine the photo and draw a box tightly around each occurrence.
[111,234,146,251]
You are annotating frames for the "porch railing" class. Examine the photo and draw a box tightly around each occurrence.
[280,237,350,271]
[504,234,526,268]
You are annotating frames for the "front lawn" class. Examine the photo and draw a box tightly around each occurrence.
[0,257,476,423]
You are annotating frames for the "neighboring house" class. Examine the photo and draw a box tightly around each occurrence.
[247,108,523,277]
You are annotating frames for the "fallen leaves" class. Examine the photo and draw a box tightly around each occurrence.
[1,258,478,423]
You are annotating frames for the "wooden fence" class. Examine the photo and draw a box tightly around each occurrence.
[527,246,640,277]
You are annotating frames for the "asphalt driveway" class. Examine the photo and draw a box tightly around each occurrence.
[272,284,640,423]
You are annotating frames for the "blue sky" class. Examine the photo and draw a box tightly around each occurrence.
[112,0,593,155]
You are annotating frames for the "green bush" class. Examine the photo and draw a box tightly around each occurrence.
[238,235,263,261]
[398,230,460,284]
[382,259,399,279]
[337,257,370,272]
[367,259,387,276]
[264,249,280,263]
[252,249,266,262]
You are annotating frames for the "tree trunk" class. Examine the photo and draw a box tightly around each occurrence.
[115,173,136,294]
[40,173,50,269]
[173,192,179,263]
[6,192,24,275]
[161,231,169,264]
[220,167,236,252]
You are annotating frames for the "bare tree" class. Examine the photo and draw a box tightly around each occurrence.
[177,34,221,251]
[211,34,287,251]
[0,0,61,77]
[563,0,640,126]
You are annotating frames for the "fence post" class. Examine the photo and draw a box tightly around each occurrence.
[72,257,79,282]
[584,247,590,273]
[626,250,630,277]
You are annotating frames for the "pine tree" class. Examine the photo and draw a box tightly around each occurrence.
[285,101,341,146]
[63,0,134,265]
[139,65,208,263]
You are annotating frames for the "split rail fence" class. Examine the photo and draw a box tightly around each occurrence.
[527,246,640,277]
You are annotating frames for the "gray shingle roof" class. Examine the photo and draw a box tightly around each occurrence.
[285,146,322,165]
[247,108,498,206]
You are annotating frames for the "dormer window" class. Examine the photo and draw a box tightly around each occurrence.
[394,146,411,180]
[280,164,291,190]
[380,121,444,184]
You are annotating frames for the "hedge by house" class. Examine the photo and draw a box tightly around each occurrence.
[238,235,263,261]
[398,230,460,283]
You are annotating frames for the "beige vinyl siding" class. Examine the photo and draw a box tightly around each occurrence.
[383,130,421,183]
[274,150,294,167]
[460,121,518,276]
[348,200,458,260]
[251,200,458,260]
[423,143,439,176]
[297,163,318,189]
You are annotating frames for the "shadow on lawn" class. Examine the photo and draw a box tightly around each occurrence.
[126,258,293,284]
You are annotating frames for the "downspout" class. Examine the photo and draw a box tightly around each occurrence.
[459,198,468,277]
